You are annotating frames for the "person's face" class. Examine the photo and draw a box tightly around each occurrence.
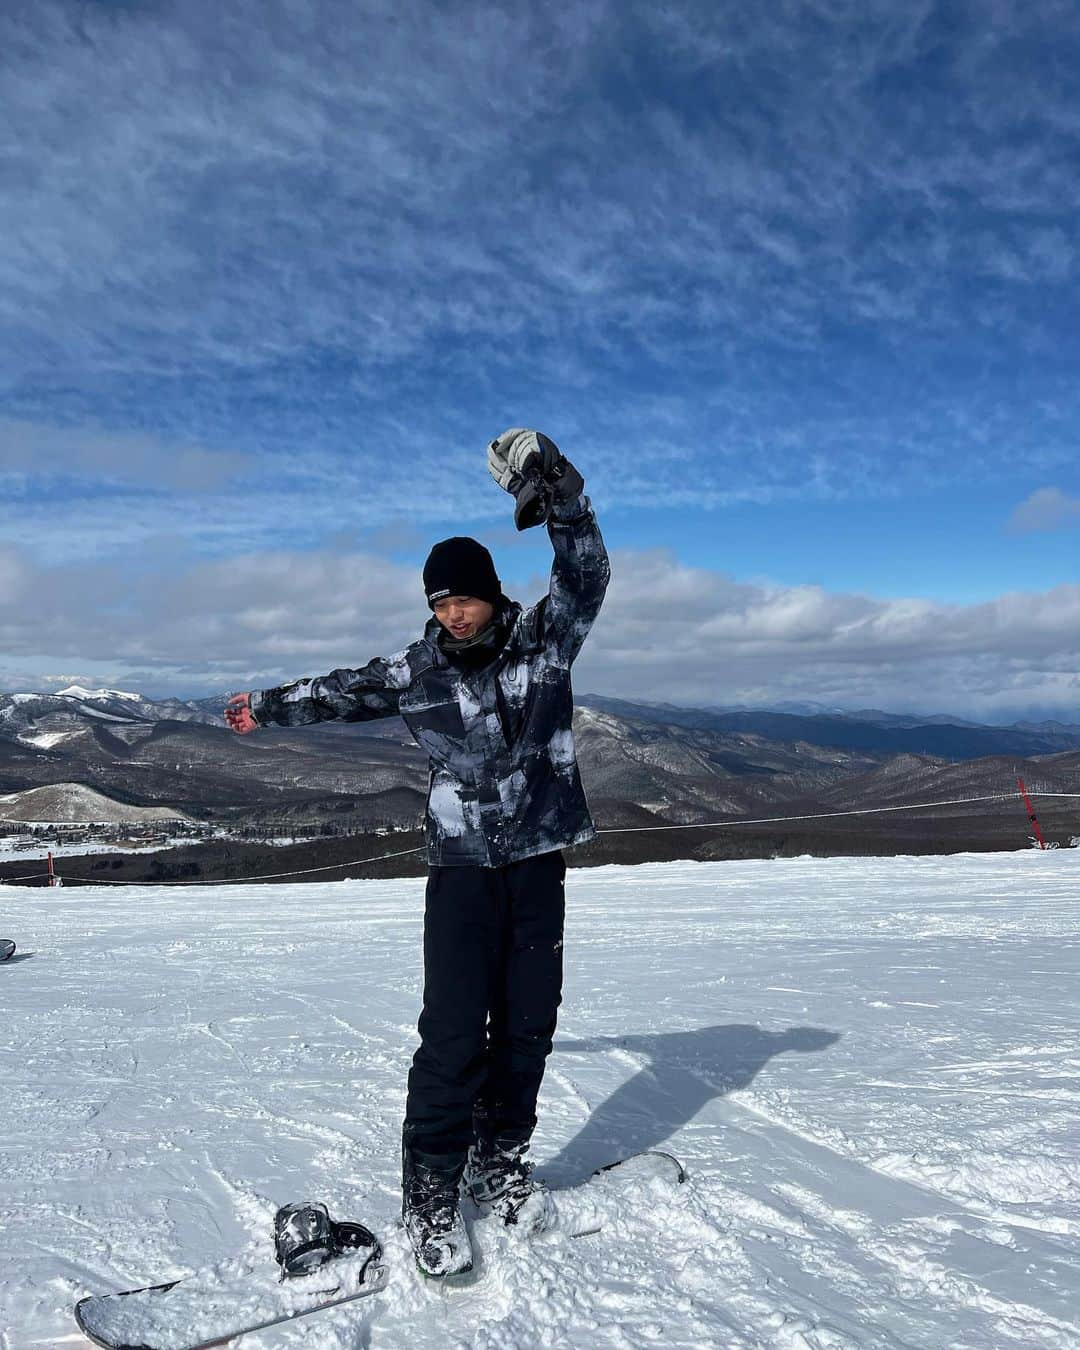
[433,595,494,640]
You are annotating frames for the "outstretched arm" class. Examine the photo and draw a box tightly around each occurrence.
[224,654,408,733]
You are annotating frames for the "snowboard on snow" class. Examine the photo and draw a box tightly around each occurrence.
[74,1238,388,1350]
[73,1151,685,1350]
[0,939,15,962]
[547,1148,686,1238]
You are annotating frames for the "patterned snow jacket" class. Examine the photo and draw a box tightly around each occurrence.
[249,497,610,867]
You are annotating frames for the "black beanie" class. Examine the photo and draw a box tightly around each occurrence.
[423,537,502,608]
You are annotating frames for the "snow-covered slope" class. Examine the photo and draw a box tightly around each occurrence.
[0,782,192,824]
[2,852,1078,1348]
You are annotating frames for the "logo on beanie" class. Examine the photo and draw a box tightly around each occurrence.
[428,587,451,603]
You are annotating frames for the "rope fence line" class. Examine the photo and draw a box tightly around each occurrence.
[0,842,429,887]
[2,789,1078,888]
[597,791,1080,834]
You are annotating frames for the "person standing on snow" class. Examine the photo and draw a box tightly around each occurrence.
[225,429,609,1277]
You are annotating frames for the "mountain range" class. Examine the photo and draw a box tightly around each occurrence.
[1,686,1078,855]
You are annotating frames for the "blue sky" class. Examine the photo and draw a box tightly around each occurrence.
[2,0,1080,719]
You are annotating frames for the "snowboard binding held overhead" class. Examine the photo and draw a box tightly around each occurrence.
[273,1201,380,1281]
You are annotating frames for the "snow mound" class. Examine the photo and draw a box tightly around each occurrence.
[0,782,191,823]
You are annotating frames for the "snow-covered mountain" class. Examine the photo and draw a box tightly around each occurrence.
[0,782,192,824]
[57,684,221,724]
[2,851,1076,1347]
[55,683,141,701]
[0,684,222,736]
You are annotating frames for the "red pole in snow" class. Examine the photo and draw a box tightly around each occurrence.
[47,851,56,885]
[1017,777,1046,849]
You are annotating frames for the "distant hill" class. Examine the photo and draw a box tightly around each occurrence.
[577,695,1080,760]
[0,782,193,824]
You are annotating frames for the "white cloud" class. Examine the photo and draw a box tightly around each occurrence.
[3,541,1080,719]
[563,550,1080,718]
[1007,487,1080,533]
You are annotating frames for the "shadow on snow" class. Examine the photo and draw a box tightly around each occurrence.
[542,1023,840,1184]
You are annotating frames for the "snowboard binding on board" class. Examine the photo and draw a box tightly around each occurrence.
[272,1201,380,1281]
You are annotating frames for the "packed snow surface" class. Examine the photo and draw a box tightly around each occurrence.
[2,851,1078,1349]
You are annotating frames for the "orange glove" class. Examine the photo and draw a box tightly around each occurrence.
[224,692,259,735]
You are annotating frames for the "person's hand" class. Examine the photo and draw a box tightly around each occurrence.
[225,692,259,734]
[487,428,560,494]
[487,428,584,529]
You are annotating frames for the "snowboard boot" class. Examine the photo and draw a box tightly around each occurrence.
[401,1141,473,1278]
[465,1128,555,1235]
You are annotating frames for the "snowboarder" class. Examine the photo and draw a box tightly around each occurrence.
[225,429,609,1277]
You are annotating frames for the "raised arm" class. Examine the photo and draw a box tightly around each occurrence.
[487,428,610,667]
[541,491,609,666]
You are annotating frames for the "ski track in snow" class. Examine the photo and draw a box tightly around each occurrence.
[2,851,1079,1348]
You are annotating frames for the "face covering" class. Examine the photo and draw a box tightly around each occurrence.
[438,603,512,668]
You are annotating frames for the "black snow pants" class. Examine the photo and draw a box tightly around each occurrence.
[402,848,567,1161]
